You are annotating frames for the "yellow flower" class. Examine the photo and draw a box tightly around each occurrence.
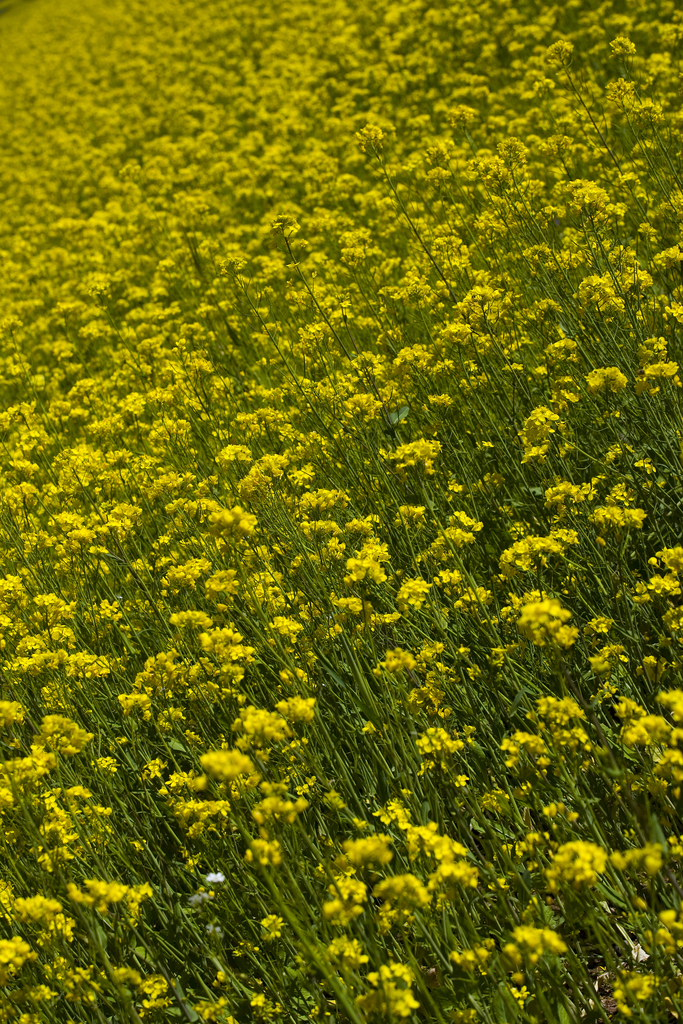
[34,715,94,755]
[545,40,574,66]
[518,406,561,462]
[373,873,429,909]
[342,835,393,868]
[0,700,24,728]
[386,439,442,475]
[356,963,419,1019]
[517,599,578,648]
[260,914,284,941]
[450,939,495,972]
[417,727,465,773]
[0,937,36,985]
[610,36,637,57]
[355,124,386,153]
[612,972,657,1016]
[503,925,567,967]
[245,838,283,867]
[610,843,663,877]
[327,936,369,970]
[274,696,316,723]
[396,578,432,612]
[323,878,367,926]
[545,841,608,891]
[13,894,63,924]
[117,693,152,719]
[585,366,628,393]
[200,749,254,781]
[232,706,290,746]
[67,879,130,914]
[208,506,257,540]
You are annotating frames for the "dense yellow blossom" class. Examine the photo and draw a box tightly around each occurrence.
[545,842,609,891]
[0,0,682,1017]
[356,963,420,1019]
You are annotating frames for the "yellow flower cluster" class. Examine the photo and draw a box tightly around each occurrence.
[0,0,683,1018]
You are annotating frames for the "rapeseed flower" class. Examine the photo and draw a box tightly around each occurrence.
[1,0,683,1016]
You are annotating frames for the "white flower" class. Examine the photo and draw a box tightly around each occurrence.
[206,924,223,937]
[188,892,211,906]
[205,872,225,884]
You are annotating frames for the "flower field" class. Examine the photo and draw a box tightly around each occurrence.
[1,0,683,1019]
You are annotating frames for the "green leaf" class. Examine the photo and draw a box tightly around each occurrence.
[388,405,410,424]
